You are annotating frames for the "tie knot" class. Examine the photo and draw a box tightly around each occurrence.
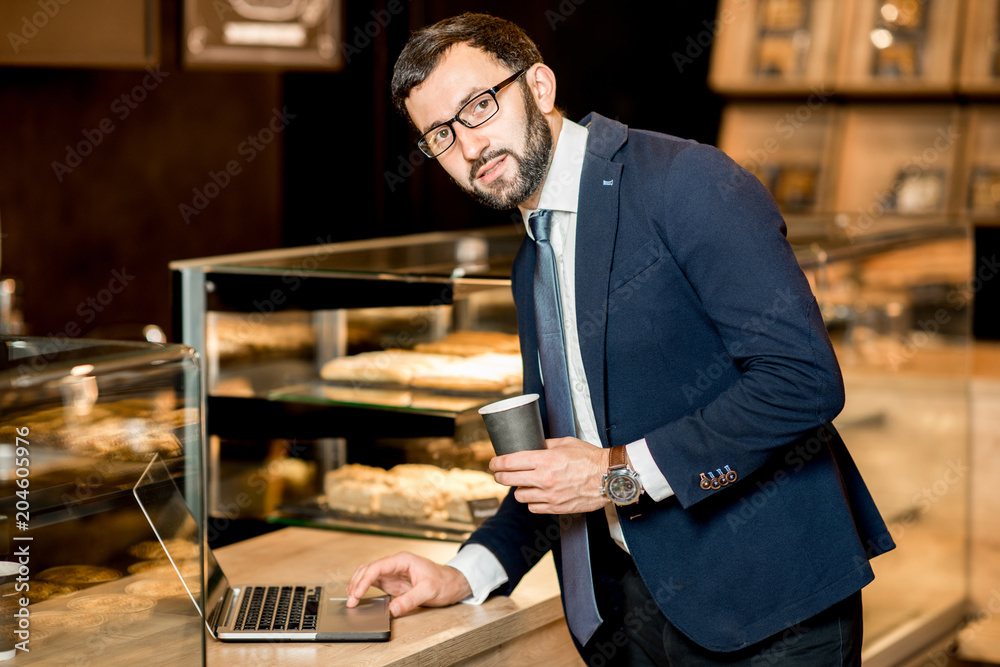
[530,209,553,243]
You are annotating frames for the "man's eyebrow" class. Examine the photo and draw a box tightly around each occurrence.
[422,84,489,134]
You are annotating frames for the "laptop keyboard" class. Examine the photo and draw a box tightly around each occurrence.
[235,586,321,632]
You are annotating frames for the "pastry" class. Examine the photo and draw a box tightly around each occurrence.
[67,594,156,613]
[30,611,107,630]
[129,538,200,560]
[323,463,506,522]
[320,350,460,385]
[410,353,522,392]
[125,579,196,598]
[414,330,520,356]
[0,580,76,604]
[37,565,121,587]
[127,558,200,578]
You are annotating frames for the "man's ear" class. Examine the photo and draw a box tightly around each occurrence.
[525,63,557,114]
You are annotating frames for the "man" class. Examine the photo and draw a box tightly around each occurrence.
[346,12,894,666]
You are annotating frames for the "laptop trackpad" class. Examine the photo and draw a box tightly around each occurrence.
[318,596,391,640]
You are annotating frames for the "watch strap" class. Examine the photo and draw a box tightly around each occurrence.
[608,445,628,471]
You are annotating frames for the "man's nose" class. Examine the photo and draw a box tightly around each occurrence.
[453,123,489,161]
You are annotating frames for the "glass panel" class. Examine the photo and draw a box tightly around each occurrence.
[797,224,971,648]
[190,227,524,280]
[0,337,205,664]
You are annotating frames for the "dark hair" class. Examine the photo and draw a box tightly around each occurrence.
[391,12,543,121]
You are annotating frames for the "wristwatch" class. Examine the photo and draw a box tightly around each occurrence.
[601,446,642,506]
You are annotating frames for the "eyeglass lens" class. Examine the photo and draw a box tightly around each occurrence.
[421,91,499,156]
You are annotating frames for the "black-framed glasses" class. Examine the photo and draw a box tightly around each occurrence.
[416,67,529,159]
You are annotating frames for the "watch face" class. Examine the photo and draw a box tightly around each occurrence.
[607,473,639,503]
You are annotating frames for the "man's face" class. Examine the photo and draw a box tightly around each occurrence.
[405,44,552,210]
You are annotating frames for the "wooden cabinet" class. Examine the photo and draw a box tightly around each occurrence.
[0,0,159,68]
[835,0,963,94]
[959,0,1000,94]
[708,0,846,94]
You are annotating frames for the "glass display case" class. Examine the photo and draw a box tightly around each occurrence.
[794,223,972,664]
[0,337,204,665]
[171,227,524,542]
[173,223,973,661]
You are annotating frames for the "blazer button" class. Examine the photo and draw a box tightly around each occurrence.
[699,473,711,490]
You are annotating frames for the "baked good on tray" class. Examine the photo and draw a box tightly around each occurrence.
[323,463,507,523]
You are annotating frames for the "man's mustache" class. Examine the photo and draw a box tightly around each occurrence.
[469,149,514,185]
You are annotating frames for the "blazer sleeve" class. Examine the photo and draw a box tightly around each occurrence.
[642,142,846,508]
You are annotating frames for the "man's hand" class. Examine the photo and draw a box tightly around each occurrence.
[346,551,473,617]
[490,437,610,514]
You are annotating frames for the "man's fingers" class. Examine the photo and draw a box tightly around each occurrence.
[494,470,539,488]
[489,451,541,472]
[346,563,369,606]
[388,582,430,616]
[346,555,406,604]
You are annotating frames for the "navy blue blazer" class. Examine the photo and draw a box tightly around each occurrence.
[464,113,895,654]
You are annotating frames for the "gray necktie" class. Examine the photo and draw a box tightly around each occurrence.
[529,209,602,646]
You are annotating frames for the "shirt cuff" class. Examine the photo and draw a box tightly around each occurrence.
[626,438,675,502]
[446,544,509,605]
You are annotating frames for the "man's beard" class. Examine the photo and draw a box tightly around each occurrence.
[460,91,553,210]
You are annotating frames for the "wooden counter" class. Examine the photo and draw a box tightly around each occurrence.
[206,527,584,667]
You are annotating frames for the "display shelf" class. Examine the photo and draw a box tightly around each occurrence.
[959,0,1000,94]
[835,0,963,94]
[960,106,1000,222]
[269,498,475,542]
[171,228,524,530]
[831,105,962,237]
[709,0,845,94]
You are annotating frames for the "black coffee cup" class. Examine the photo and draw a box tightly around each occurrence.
[478,394,546,456]
[0,561,20,661]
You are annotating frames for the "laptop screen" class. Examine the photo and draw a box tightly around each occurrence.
[133,455,229,630]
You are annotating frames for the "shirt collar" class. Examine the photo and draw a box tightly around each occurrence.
[520,118,588,236]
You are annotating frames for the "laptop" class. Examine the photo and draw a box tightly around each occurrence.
[132,454,391,642]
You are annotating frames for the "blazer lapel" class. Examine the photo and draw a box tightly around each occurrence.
[575,149,622,447]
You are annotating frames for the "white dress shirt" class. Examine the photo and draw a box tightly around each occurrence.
[447,118,674,604]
